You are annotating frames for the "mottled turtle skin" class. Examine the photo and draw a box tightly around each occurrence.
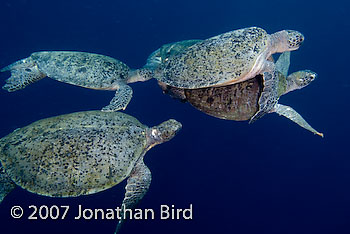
[154,27,304,89]
[0,111,182,232]
[1,51,150,112]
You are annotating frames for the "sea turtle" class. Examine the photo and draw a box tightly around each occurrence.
[1,51,152,111]
[149,27,304,122]
[0,111,182,232]
[147,40,322,137]
[153,27,304,88]
[183,70,323,137]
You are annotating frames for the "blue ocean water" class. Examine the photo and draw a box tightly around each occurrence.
[0,0,349,233]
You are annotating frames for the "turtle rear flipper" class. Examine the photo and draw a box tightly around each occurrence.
[274,103,323,137]
[115,159,151,233]
[101,84,133,112]
[0,164,16,204]
[1,58,46,92]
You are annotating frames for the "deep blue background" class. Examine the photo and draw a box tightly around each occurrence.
[0,0,349,233]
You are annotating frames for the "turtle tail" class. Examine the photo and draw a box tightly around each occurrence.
[1,57,46,92]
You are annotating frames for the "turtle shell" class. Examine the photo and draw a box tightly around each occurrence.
[184,75,263,120]
[155,27,268,89]
[31,51,130,89]
[145,40,202,70]
[0,111,147,197]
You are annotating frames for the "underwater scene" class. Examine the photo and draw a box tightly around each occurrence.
[0,0,349,233]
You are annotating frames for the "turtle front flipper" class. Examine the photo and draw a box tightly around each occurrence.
[249,67,279,123]
[273,103,323,137]
[0,163,16,204]
[275,51,290,77]
[1,57,46,92]
[101,84,133,112]
[115,159,151,233]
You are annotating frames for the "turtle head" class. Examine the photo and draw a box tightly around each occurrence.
[285,30,304,50]
[146,119,182,149]
[271,30,304,53]
[127,68,154,83]
[143,42,179,70]
[143,48,161,70]
[284,70,317,94]
[160,40,202,59]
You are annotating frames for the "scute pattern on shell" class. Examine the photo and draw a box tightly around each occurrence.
[156,27,268,89]
[31,51,130,89]
[0,111,147,197]
[185,76,262,120]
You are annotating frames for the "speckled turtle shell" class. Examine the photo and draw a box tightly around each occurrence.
[0,111,148,197]
[154,27,269,89]
[30,51,130,89]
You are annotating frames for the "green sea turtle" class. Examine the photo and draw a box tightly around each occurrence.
[183,69,323,137]
[150,27,304,122]
[1,51,152,111]
[153,27,304,88]
[149,40,322,137]
[0,111,182,232]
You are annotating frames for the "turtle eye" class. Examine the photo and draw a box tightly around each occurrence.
[307,71,317,81]
[296,74,315,87]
